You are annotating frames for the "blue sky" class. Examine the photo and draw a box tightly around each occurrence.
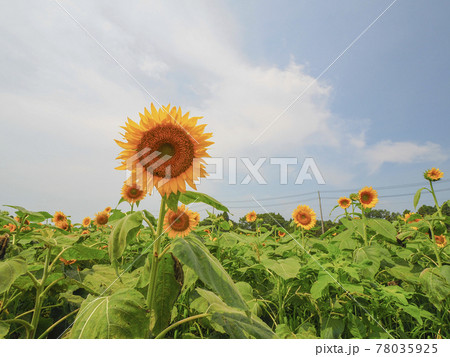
[1,0,449,223]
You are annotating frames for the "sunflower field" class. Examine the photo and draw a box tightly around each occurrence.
[0,105,449,339]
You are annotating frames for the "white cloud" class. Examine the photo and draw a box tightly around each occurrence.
[363,140,448,172]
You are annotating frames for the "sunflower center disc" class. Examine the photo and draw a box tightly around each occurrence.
[298,214,311,225]
[170,212,190,231]
[137,125,195,178]
[362,194,370,203]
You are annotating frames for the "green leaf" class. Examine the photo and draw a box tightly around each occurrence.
[321,315,344,338]
[31,229,80,248]
[382,285,409,305]
[414,187,426,210]
[310,271,337,299]
[179,191,229,212]
[151,254,184,336]
[367,219,397,243]
[386,265,419,284]
[0,321,10,339]
[419,267,450,310]
[347,314,366,338]
[196,288,276,339]
[166,192,180,212]
[0,256,27,294]
[172,236,247,311]
[142,210,157,227]
[401,305,423,324]
[62,245,108,261]
[108,211,143,261]
[80,265,140,295]
[260,257,300,280]
[70,289,149,338]
[4,205,51,222]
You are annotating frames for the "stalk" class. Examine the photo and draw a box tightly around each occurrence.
[429,181,442,217]
[428,222,442,267]
[146,197,167,335]
[29,245,52,338]
[361,208,368,246]
[154,313,210,339]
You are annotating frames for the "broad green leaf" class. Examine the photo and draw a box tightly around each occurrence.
[172,236,247,311]
[4,205,51,222]
[108,210,126,222]
[108,211,143,261]
[310,271,337,299]
[367,219,397,243]
[31,229,80,248]
[401,304,423,324]
[341,283,364,294]
[166,192,180,212]
[70,289,148,338]
[179,191,229,212]
[0,256,27,294]
[321,315,344,338]
[219,220,230,231]
[419,267,450,310]
[0,321,9,339]
[414,187,426,210]
[80,265,139,295]
[260,257,300,280]
[142,210,157,227]
[347,314,366,338]
[382,286,409,305]
[386,265,419,284]
[62,245,108,261]
[196,289,276,339]
[235,281,261,316]
[151,254,184,336]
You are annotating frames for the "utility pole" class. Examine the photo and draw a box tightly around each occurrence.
[318,191,325,234]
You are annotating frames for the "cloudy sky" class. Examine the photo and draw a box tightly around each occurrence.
[1,0,449,223]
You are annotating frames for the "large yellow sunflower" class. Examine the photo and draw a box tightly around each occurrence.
[292,205,316,230]
[435,235,447,248]
[121,182,147,204]
[337,197,351,209]
[115,104,213,196]
[424,168,444,181]
[246,211,257,223]
[163,205,197,238]
[358,186,378,209]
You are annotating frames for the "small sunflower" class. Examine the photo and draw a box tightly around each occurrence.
[115,104,213,196]
[104,207,112,213]
[3,224,16,232]
[82,217,91,227]
[163,205,197,238]
[56,221,69,231]
[435,235,447,248]
[81,230,90,235]
[337,197,351,209]
[121,182,147,204]
[349,193,359,201]
[358,186,378,209]
[60,258,77,266]
[14,216,30,225]
[404,213,421,223]
[246,211,257,223]
[94,211,109,226]
[53,211,67,225]
[424,168,444,181]
[292,205,317,230]
[278,231,286,238]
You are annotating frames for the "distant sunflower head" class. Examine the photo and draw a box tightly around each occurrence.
[81,230,90,235]
[424,168,443,182]
[337,197,351,209]
[358,186,378,209]
[53,211,67,224]
[56,220,69,231]
[104,207,112,214]
[82,217,91,227]
[121,182,147,204]
[435,235,447,248]
[349,193,359,201]
[115,104,213,197]
[278,231,286,238]
[94,211,109,226]
[292,205,316,230]
[246,211,257,223]
[163,205,197,238]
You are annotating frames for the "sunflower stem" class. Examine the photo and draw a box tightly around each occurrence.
[146,196,167,337]
[361,208,368,246]
[429,181,442,217]
[427,222,442,267]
